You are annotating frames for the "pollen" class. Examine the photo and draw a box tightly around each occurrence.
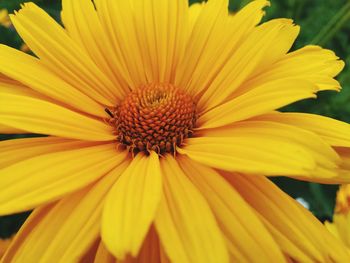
[109,83,197,154]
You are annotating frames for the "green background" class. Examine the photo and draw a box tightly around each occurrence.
[1,0,350,237]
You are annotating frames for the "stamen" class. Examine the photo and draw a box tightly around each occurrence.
[108,83,197,155]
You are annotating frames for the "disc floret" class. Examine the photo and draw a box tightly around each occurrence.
[109,83,197,155]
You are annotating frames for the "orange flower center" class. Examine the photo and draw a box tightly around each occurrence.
[109,83,197,154]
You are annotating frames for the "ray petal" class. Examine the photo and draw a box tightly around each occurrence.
[226,173,350,262]
[178,156,285,263]
[154,155,228,263]
[2,163,128,262]
[0,89,115,141]
[102,152,162,260]
[0,143,126,214]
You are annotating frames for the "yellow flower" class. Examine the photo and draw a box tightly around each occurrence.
[0,0,350,262]
[325,185,350,249]
[0,9,11,28]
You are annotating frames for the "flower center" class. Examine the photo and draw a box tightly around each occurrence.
[109,83,197,155]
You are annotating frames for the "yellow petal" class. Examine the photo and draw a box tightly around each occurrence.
[258,216,315,263]
[197,79,317,129]
[1,204,55,262]
[178,133,316,176]
[0,89,115,141]
[1,163,128,263]
[256,112,350,147]
[188,2,204,32]
[11,3,117,105]
[94,0,146,88]
[155,155,228,263]
[61,0,129,97]
[179,0,270,99]
[0,136,96,168]
[300,147,350,184]
[94,242,115,263]
[196,120,340,179]
[96,227,164,263]
[197,18,297,112]
[0,143,126,214]
[102,152,162,260]
[175,0,228,92]
[0,123,25,134]
[178,156,285,263]
[226,173,350,262]
[0,45,106,117]
[241,45,344,95]
[253,19,299,75]
[132,0,189,83]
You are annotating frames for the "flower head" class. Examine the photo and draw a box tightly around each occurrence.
[1,0,350,262]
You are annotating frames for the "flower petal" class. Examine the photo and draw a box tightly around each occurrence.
[0,136,95,168]
[197,18,298,112]
[178,0,270,97]
[132,0,189,83]
[2,163,128,262]
[175,0,228,92]
[226,173,350,262]
[1,204,55,262]
[178,132,316,176]
[155,155,228,263]
[196,120,340,179]
[0,45,106,117]
[96,227,164,263]
[95,0,188,87]
[94,0,147,88]
[178,156,285,263]
[10,3,117,105]
[0,88,115,141]
[102,152,162,260]
[241,45,344,95]
[0,143,126,214]
[255,112,350,147]
[61,0,129,97]
[197,79,317,129]
[0,123,25,134]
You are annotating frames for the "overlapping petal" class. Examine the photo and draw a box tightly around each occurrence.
[0,143,126,214]
[197,79,317,129]
[0,45,106,117]
[178,120,333,176]
[61,0,130,97]
[255,112,350,147]
[178,0,271,99]
[102,152,162,260]
[1,163,128,263]
[197,18,299,112]
[225,173,350,262]
[155,155,228,263]
[239,45,344,96]
[195,120,340,179]
[178,156,285,262]
[0,136,96,168]
[95,0,188,87]
[0,87,114,141]
[10,3,117,105]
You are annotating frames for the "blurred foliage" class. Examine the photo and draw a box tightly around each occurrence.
[1,0,350,237]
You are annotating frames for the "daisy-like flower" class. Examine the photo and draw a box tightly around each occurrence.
[325,184,350,249]
[1,0,350,262]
